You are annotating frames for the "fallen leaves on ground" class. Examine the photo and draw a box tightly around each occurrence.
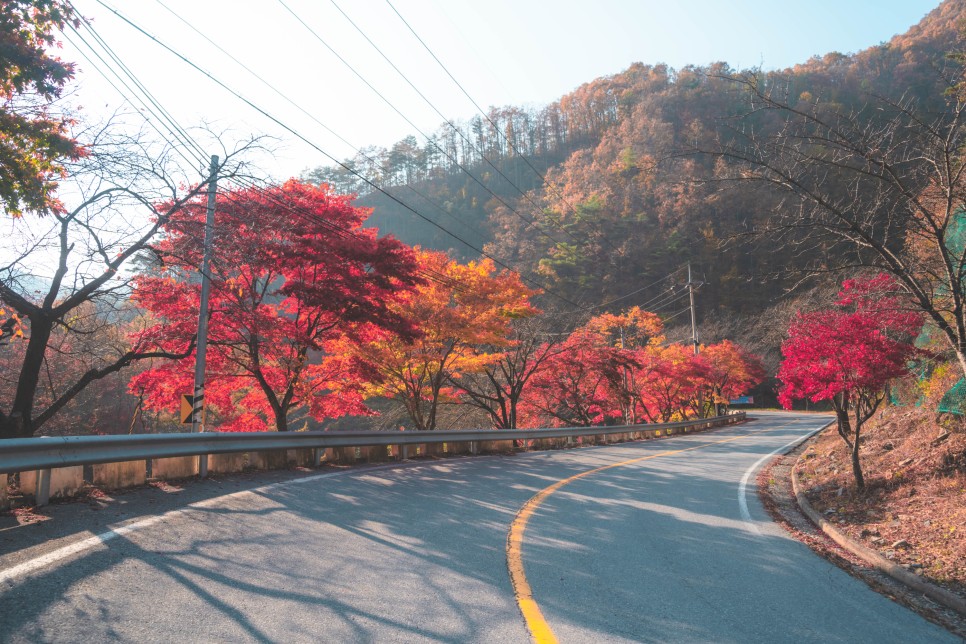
[796,406,965,598]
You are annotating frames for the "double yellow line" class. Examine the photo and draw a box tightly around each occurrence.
[505,427,773,643]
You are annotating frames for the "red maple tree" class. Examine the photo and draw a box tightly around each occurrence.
[129,180,422,432]
[521,329,632,428]
[778,274,923,489]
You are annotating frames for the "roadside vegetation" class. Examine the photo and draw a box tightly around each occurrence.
[796,404,966,599]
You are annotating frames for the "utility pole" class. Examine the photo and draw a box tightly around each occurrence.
[191,154,219,478]
[620,326,632,425]
[687,263,703,356]
[687,263,709,416]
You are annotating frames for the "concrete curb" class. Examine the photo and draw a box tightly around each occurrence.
[791,437,966,617]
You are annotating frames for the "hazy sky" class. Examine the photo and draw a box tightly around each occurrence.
[62,0,941,180]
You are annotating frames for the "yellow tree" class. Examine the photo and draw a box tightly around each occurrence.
[583,306,664,348]
[340,250,538,430]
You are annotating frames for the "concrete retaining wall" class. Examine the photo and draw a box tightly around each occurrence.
[1,417,740,505]
[365,445,391,463]
[286,449,317,468]
[150,456,199,480]
[480,439,515,453]
[20,466,84,500]
[249,450,287,470]
[208,452,247,474]
[92,460,146,489]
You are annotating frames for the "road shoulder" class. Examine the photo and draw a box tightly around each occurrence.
[759,436,966,638]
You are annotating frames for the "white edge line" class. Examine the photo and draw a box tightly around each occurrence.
[0,460,428,588]
[0,428,713,587]
[0,417,788,587]
[738,424,826,534]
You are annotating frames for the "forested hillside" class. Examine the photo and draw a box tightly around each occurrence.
[304,0,965,363]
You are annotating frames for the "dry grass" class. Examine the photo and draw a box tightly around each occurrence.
[795,405,966,597]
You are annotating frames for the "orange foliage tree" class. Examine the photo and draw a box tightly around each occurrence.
[630,343,707,423]
[335,250,538,430]
[446,315,571,430]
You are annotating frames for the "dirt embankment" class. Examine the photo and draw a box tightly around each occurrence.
[795,406,965,598]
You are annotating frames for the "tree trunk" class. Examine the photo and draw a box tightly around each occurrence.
[850,403,873,491]
[833,394,854,450]
[2,316,54,438]
[851,438,865,491]
[274,406,289,432]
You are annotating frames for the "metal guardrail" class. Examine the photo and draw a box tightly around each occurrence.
[0,413,745,475]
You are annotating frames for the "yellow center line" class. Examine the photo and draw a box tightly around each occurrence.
[505,425,778,644]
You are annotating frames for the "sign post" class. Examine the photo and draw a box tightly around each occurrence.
[180,394,194,425]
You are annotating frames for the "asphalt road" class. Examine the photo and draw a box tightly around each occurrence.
[0,412,957,642]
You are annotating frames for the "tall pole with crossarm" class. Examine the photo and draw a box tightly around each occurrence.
[191,154,219,477]
[687,263,702,356]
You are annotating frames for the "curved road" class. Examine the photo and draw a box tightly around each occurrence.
[0,413,956,642]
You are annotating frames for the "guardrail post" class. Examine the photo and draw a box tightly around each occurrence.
[470,441,478,455]
[401,445,409,460]
[35,468,51,507]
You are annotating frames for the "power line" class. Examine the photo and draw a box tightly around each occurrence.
[384,0,624,256]
[586,264,689,311]
[325,0,592,251]
[662,305,694,324]
[147,0,494,254]
[207,181,479,297]
[64,18,208,169]
[89,0,586,308]
[274,0,575,252]
[640,288,692,315]
[69,3,210,167]
[87,1,686,319]
[68,9,478,298]
[100,0,664,316]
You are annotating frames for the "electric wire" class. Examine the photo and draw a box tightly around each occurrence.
[67,3,211,166]
[326,0,669,306]
[325,0,591,250]
[91,2,560,291]
[384,0,624,256]
[147,0,493,250]
[585,264,689,311]
[63,20,209,170]
[637,288,691,316]
[81,1,687,316]
[218,185,479,296]
[68,10,476,298]
[274,0,572,251]
[661,305,695,324]
[91,0,588,308]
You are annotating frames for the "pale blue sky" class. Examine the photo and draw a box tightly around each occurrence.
[63,0,941,179]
